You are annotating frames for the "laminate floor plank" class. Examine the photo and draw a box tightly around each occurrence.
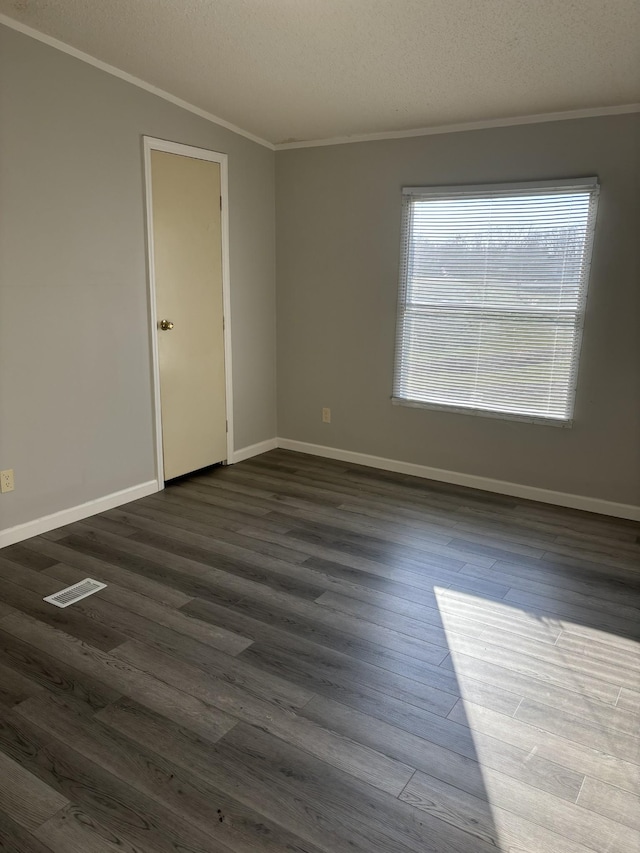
[0,601,15,621]
[0,449,637,853]
[27,736,235,853]
[466,623,640,690]
[430,587,564,643]
[447,699,640,793]
[266,450,623,530]
[43,561,252,656]
[468,766,640,853]
[438,649,637,727]
[537,540,640,574]
[239,526,508,594]
[459,557,640,612]
[52,527,328,619]
[142,494,294,536]
[185,594,524,716]
[315,589,480,647]
[0,614,237,745]
[239,630,478,718]
[617,687,640,713]
[66,514,140,539]
[223,579,450,665]
[0,547,58,572]
[278,524,502,575]
[300,552,504,603]
[0,629,120,712]
[557,630,640,672]
[491,548,640,592]
[283,516,460,564]
[514,697,640,761]
[316,580,562,645]
[257,468,518,535]
[517,546,640,585]
[0,570,125,652]
[239,457,511,520]
[39,529,70,542]
[473,500,637,545]
[21,537,193,607]
[402,770,607,853]
[441,529,549,560]
[158,481,274,517]
[0,810,56,853]
[97,698,416,853]
[503,586,640,640]
[5,559,254,668]
[218,462,493,544]
[113,639,415,796]
[189,473,311,511]
[215,720,500,853]
[101,511,337,598]
[333,496,467,534]
[441,631,628,699]
[106,513,478,611]
[0,704,53,768]
[149,486,295,532]
[0,660,44,708]
[319,464,513,523]
[0,750,68,831]
[72,521,314,588]
[104,606,312,708]
[118,503,312,565]
[35,804,147,853]
[18,693,328,853]
[185,575,453,676]
[63,531,457,671]
[262,503,456,548]
[302,693,583,802]
[455,512,640,561]
[577,776,640,832]
[554,531,640,560]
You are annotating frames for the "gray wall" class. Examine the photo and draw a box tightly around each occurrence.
[0,25,276,531]
[276,115,640,507]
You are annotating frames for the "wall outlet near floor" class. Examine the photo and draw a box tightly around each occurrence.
[322,407,331,423]
[0,469,15,493]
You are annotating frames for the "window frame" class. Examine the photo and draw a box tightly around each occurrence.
[392,177,600,427]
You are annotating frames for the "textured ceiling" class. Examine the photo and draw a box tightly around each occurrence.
[2,0,639,145]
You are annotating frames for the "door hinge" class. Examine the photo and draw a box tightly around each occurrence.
[226,420,228,433]
[220,195,222,211]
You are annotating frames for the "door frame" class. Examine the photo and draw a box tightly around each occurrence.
[143,136,234,484]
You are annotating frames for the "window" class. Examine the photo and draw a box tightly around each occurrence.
[393,178,599,425]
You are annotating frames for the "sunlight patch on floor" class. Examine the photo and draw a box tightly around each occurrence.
[433,586,640,853]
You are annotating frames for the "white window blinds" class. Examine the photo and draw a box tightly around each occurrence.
[393,179,599,424]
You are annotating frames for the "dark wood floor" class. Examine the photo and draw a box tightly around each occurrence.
[0,449,639,853]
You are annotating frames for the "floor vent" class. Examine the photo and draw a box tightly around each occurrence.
[43,578,107,608]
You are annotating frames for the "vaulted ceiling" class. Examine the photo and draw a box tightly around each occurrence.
[2,0,639,145]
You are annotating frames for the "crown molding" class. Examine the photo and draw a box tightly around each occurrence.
[3,14,638,155]
[274,103,640,150]
[0,14,275,151]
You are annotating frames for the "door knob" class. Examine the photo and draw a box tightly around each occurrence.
[159,319,174,331]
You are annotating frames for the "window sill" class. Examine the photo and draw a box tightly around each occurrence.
[391,397,573,428]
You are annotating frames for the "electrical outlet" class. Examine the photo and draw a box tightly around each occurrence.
[322,407,331,423]
[0,469,15,493]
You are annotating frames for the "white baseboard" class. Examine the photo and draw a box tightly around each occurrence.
[276,438,640,522]
[0,480,160,549]
[1,438,636,550]
[230,437,278,464]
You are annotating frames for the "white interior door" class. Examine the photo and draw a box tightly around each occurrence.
[150,149,227,481]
